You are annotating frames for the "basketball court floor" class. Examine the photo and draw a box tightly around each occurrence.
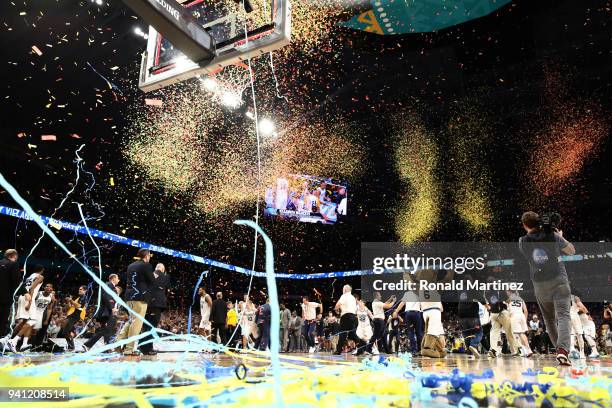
[1,350,610,406]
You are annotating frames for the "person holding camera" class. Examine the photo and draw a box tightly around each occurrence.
[519,211,575,366]
[528,314,547,353]
[603,301,612,327]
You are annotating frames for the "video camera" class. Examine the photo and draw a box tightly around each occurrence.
[538,212,562,234]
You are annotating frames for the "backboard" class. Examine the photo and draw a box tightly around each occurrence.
[139,0,291,92]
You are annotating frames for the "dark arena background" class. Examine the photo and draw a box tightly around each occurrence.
[0,0,611,406]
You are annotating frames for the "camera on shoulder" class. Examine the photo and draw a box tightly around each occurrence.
[538,212,562,234]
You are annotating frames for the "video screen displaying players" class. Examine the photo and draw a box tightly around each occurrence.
[264,175,348,224]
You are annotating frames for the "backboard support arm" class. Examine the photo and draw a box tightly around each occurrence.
[122,0,216,63]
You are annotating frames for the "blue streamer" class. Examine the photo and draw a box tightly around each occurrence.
[75,202,103,336]
[1,205,610,280]
[8,145,87,337]
[0,172,227,362]
[234,220,283,407]
[187,270,208,334]
[86,62,123,95]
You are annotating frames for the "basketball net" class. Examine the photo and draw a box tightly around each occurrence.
[200,62,251,108]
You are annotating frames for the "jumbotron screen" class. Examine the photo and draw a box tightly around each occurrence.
[264,175,348,224]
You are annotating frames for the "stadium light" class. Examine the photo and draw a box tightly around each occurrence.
[172,57,192,72]
[134,27,149,39]
[200,77,217,92]
[221,91,241,109]
[258,118,276,136]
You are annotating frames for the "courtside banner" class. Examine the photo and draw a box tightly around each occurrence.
[361,242,612,302]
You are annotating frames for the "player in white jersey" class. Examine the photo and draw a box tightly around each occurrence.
[239,296,258,352]
[355,301,374,347]
[12,266,45,342]
[416,269,453,358]
[478,302,490,327]
[197,287,212,338]
[301,296,323,353]
[394,288,423,354]
[274,177,289,210]
[578,312,599,358]
[371,292,395,355]
[8,283,54,352]
[15,267,44,321]
[569,294,586,359]
[506,291,533,357]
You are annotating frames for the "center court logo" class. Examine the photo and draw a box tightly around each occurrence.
[155,0,180,21]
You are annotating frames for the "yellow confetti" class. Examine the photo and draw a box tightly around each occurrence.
[393,113,440,243]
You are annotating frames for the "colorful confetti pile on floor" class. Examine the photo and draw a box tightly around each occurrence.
[2,351,611,407]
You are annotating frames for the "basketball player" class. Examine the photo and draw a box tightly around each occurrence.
[14,265,45,329]
[8,283,54,352]
[275,177,289,210]
[387,309,404,353]
[506,290,533,357]
[306,190,321,214]
[478,300,491,354]
[301,296,322,353]
[394,284,423,354]
[7,265,45,348]
[417,269,454,358]
[298,181,310,212]
[421,301,445,358]
[317,181,330,202]
[334,285,367,355]
[485,285,520,358]
[569,294,586,359]
[579,311,600,359]
[354,300,374,354]
[239,296,258,352]
[265,185,275,208]
[197,287,212,338]
[371,292,395,355]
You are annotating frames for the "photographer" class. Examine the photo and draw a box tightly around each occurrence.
[519,211,575,366]
[604,301,612,327]
[528,314,546,353]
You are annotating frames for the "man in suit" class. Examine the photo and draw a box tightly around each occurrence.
[288,311,302,352]
[210,292,227,344]
[257,299,272,351]
[0,249,20,338]
[82,274,120,351]
[279,303,291,352]
[120,249,155,355]
[139,263,170,355]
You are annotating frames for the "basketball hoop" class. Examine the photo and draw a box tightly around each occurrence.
[199,62,251,107]
[138,0,290,92]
